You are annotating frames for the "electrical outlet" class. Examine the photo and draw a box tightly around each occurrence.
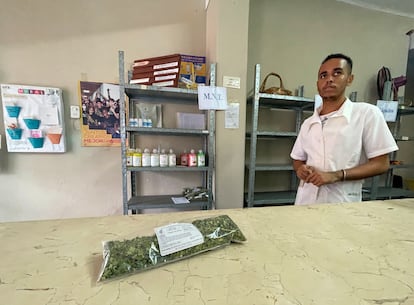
[70,105,80,119]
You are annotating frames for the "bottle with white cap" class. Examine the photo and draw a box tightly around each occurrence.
[150,148,160,167]
[188,149,197,167]
[180,150,188,166]
[159,149,168,167]
[126,148,134,166]
[168,148,176,167]
[132,148,142,167]
[142,148,151,167]
[197,149,205,167]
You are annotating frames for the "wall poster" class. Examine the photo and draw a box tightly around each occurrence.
[1,84,66,153]
[79,81,121,147]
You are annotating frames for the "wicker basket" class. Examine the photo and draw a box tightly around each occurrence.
[259,72,292,95]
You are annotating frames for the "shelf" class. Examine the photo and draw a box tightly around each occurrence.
[244,191,296,206]
[245,163,293,171]
[390,163,414,169]
[126,126,209,136]
[246,131,297,138]
[245,63,310,208]
[119,51,216,214]
[124,84,198,103]
[390,164,414,169]
[397,105,414,115]
[247,94,314,109]
[245,163,413,172]
[363,187,414,200]
[394,136,414,141]
[127,166,209,172]
[128,194,210,210]
[246,187,414,206]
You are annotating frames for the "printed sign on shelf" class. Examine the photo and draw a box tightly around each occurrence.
[377,100,399,122]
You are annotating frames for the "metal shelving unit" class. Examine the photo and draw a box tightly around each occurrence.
[118,51,216,214]
[364,105,414,200]
[245,64,314,207]
[245,64,414,206]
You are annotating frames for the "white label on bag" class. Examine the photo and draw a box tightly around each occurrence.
[154,223,204,256]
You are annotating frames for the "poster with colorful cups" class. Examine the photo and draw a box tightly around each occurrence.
[1,84,66,153]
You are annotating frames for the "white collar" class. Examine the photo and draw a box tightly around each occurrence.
[308,98,353,127]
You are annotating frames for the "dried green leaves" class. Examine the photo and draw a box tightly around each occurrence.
[98,215,246,281]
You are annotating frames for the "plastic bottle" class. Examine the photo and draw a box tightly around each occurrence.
[126,149,134,166]
[197,149,205,167]
[133,148,142,167]
[143,118,153,128]
[188,149,197,167]
[180,150,188,166]
[159,149,168,167]
[168,149,176,167]
[150,148,160,167]
[129,118,137,127]
[142,148,151,167]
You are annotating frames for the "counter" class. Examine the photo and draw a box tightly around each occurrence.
[1,199,414,305]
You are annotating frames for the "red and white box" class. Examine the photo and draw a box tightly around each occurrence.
[130,54,207,88]
[130,54,181,87]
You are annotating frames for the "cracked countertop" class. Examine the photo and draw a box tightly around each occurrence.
[1,199,414,305]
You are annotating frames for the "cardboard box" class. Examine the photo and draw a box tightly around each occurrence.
[130,73,179,87]
[130,54,206,88]
[132,54,181,72]
[130,54,181,87]
[179,55,206,88]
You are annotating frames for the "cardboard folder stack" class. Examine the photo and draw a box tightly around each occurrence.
[130,54,206,89]
[130,54,181,87]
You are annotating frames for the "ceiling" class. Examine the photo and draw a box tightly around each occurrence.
[337,0,414,19]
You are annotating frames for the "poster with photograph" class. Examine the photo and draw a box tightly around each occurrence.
[79,81,121,147]
[1,83,66,153]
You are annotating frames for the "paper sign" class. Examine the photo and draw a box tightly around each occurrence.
[154,223,204,256]
[377,100,398,122]
[225,102,239,128]
[39,105,59,125]
[198,86,228,110]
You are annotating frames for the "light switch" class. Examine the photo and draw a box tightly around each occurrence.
[70,105,80,119]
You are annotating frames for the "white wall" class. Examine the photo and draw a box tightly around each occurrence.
[0,0,206,222]
[248,0,411,101]
[206,0,250,209]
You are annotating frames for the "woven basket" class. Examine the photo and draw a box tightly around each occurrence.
[259,73,292,95]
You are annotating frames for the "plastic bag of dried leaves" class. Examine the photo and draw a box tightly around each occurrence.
[97,214,246,282]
